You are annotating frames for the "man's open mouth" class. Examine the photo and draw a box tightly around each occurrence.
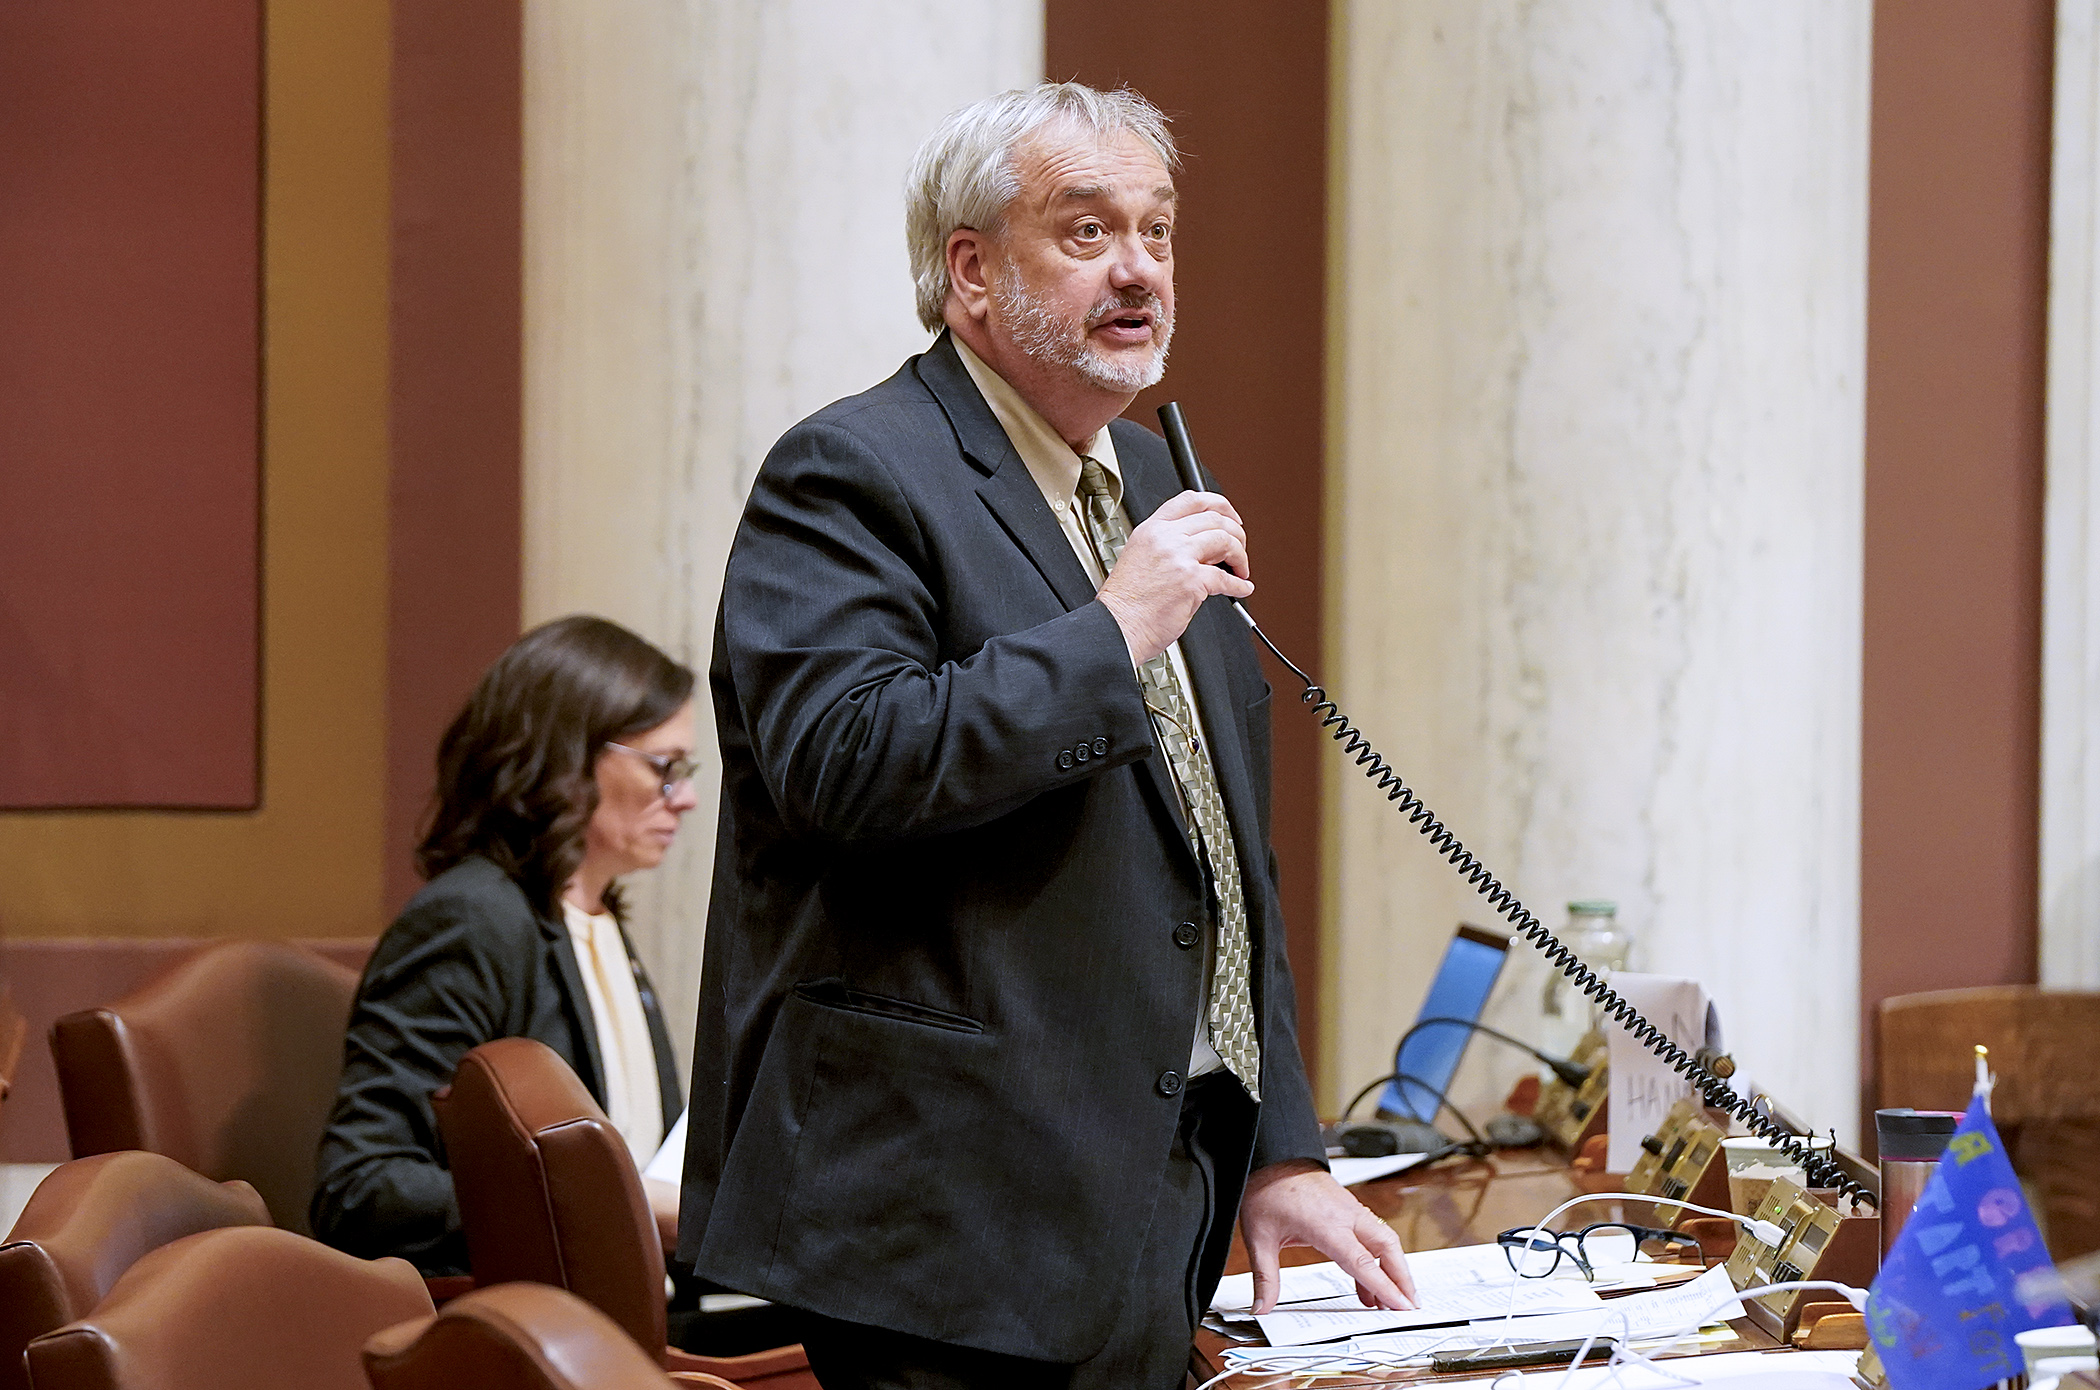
[1094,307,1156,333]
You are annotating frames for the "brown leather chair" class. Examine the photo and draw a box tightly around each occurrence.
[435,1039,813,1387]
[364,1283,740,1390]
[1880,986,2100,1258]
[0,1152,270,1390]
[50,940,359,1233]
[22,1224,430,1390]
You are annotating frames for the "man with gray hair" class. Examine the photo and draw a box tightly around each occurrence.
[680,82,1415,1388]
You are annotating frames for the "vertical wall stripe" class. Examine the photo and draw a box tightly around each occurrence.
[2044,0,2100,990]
[1860,0,2051,1124]
[520,0,1041,1068]
[387,0,526,913]
[1329,2,1869,1132]
[1045,0,1331,1086]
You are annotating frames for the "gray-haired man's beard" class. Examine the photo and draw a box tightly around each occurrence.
[990,277,1173,393]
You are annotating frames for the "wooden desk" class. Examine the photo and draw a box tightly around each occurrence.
[1195,1149,1785,1386]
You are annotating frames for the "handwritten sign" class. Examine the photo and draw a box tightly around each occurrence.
[1604,973,1718,1173]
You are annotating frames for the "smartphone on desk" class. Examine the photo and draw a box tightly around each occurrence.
[1429,1337,1617,1373]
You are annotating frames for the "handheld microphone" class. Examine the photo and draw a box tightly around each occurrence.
[1158,401,1208,495]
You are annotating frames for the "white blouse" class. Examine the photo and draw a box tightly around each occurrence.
[560,901,664,1165]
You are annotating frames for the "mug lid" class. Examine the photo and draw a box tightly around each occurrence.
[1876,1108,1961,1160]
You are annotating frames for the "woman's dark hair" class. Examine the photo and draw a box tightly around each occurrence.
[417,615,695,917]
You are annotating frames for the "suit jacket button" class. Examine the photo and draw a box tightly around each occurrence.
[1092,736,1109,756]
[1074,742,1091,763]
[1156,1069,1184,1098]
[1057,749,1075,770]
[1173,921,1201,949]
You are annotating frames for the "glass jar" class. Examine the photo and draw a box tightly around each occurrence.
[1539,899,1631,1057]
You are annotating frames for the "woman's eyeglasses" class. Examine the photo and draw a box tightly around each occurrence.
[1496,1223,1704,1281]
[602,743,699,801]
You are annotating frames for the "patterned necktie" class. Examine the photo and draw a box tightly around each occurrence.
[1075,456,1261,1099]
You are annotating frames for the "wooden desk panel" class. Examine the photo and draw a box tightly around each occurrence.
[1196,1151,1784,1386]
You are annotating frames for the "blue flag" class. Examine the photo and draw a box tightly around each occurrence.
[1867,1102,2074,1389]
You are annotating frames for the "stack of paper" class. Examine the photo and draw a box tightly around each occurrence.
[1211,1242,1614,1346]
[1220,1264,1752,1369]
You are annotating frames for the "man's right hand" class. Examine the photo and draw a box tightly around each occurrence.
[1096,490,1253,664]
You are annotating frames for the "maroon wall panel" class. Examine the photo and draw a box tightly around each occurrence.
[385,0,525,913]
[1860,0,2052,1133]
[1047,3,1331,1081]
[0,2,261,808]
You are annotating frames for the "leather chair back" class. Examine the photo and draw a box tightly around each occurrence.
[22,1224,430,1390]
[363,1283,736,1390]
[434,1039,667,1354]
[1881,986,2100,1257]
[0,1152,269,1390]
[50,941,359,1233]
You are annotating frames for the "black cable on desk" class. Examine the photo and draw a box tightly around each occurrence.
[1394,1015,1591,1089]
[1338,1070,1486,1147]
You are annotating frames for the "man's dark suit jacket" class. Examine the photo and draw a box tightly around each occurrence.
[678,331,1326,1363]
[312,856,681,1274]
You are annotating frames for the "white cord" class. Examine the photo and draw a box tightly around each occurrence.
[1195,1349,1392,1389]
[1551,1279,1869,1390]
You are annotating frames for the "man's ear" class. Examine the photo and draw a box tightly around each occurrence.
[945,227,995,325]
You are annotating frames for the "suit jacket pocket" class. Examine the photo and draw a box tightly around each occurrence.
[792,978,985,1034]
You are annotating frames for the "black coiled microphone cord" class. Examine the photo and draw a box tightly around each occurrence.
[1237,610,1873,1211]
[1154,399,1873,1211]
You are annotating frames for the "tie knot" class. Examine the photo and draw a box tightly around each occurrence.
[1076,455,1114,505]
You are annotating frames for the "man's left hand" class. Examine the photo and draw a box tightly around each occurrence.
[1238,1159,1418,1314]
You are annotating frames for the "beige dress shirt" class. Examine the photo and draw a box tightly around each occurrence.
[954,337,1226,1078]
[561,900,665,1164]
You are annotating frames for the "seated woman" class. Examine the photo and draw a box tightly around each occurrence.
[312,615,697,1273]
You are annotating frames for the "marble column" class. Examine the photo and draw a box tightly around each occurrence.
[1327,4,1871,1139]
[2045,0,2100,990]
[521,0,1042,1064]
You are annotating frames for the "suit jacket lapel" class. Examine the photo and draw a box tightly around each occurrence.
[918,337,1199,870]
[916,334,1098,614]
[539,911,608,1105]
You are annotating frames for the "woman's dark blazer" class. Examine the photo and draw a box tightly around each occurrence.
[310,855,682,1274]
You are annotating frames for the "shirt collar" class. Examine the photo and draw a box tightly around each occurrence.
[561,899,615,937]
[952,336,1121,506]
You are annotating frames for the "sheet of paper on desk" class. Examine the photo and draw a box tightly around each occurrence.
[1224,1264,1747,1366]
[1432,1350,1859,1388]
[644,1110,687,1185]
[1606,973,1721,1172]
[1211,1242,1662,1318]
[1250,1278,1600,1345]
[1211,1261,1356,1313]
[1327,1151,1432,1187]
[1212,1242,1532,1314]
